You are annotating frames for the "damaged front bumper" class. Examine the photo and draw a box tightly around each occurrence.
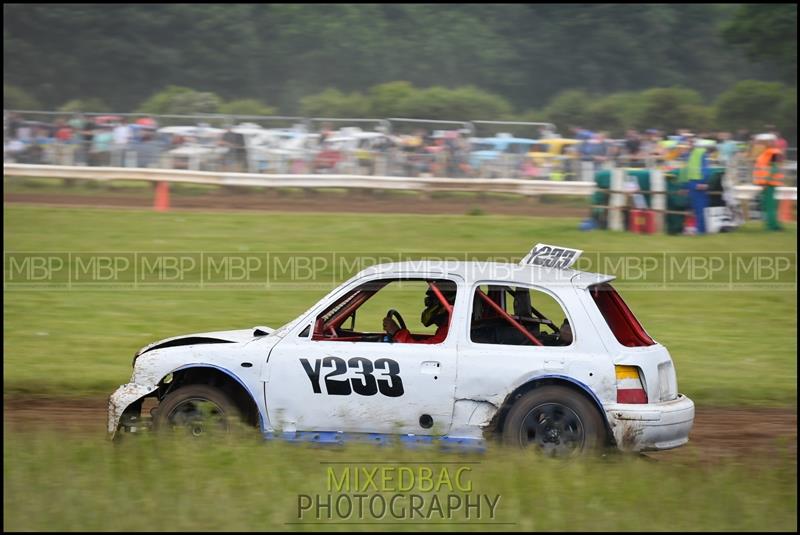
[108,383,157,439]
[605,394,695,452]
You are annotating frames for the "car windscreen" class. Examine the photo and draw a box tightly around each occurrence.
[505,143,532,154]
[589,283,654,347]
[473,142,496,151]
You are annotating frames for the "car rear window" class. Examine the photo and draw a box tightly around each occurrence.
[471,284,572,347]
[589,283,655,347]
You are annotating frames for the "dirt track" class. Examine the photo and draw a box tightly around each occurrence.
[4,397,795,462]
[4,190,587,217]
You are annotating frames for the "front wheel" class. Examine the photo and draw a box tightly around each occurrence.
[152,384,243,437]
[501,386,606,456]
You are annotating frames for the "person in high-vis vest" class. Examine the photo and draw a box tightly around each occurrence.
[680,137,711,234]
[753,135,785,231]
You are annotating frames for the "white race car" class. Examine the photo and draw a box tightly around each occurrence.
[109,244,694,455]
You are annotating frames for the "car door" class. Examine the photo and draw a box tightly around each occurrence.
[263,276,461,437]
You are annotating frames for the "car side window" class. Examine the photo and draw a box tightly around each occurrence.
[470,284,573,347]
[311,278,457,344]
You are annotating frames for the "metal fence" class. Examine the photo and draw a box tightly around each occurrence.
[3,109,797,185]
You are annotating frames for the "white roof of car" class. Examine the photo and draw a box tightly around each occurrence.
[354,261,614,288]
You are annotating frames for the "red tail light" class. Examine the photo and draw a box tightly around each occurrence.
[615,365,648,404]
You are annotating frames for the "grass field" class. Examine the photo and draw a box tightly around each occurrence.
[3,202,797,532]
[3,431,797,531]
[3,204,797,405]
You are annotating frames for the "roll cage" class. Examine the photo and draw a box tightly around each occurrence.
[470,285,570,346]
[311,279,453,342]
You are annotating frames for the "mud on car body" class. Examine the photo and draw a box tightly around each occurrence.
[109,244,694,455]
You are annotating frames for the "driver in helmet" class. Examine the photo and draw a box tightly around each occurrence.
[382,282,456,344]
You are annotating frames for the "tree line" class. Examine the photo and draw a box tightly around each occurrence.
[3,4,796,139]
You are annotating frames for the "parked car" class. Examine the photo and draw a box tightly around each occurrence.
[469,134,538,178]
[158,126,225,170]
[244,127,320,173]
[109,243,694,456]
[527,138,580,166]
[312,130,394,174]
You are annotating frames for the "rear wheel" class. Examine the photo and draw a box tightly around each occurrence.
[502,385,606,456]
[152,385,243,437]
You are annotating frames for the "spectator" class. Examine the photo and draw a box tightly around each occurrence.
[453,130,472,177]
[126,122,139,144]
[313,140,342,173]
[112,118,131,166]
[4,137,27,162]
[400,130,424,177]
[136,128,161,168]
[354,138,375,175]
[377,135,394,174]
[521,154,541,178]
[54,119,74,165]
[444,131,462,177]
[67,113,89,168]
[641,129,663,163]
[588,132,610,168]
[539,124,557,139]
[16,121,32,144]
[220,127,247,172]
[6,112,23,139]
[680,136,712,235]
[55,119,72,142]
[74,118,95,166]
[90,124,113,166]
[717,132,739,166]
[68,113,86,131]
[769,128,788,154]
[572,127,593,141]
[319,122,334,145]
[752,133,784,231]
[575,127,597,180]
[31,125,53,164]
[624,129,641,157]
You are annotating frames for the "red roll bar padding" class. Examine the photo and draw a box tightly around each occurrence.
[427,281,453,315]
[313,289,374,339]
[328,291,372,329]
[476,288,543,346]
[314,316,325,338]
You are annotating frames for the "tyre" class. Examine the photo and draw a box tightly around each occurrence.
[152,384,243,437]
[501,385,606,456]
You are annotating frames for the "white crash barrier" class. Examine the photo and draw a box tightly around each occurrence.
[4,162,796,202]
[3,163,597,196]
[732,183,797,201]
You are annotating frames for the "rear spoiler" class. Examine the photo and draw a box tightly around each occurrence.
[571,271,616,289]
